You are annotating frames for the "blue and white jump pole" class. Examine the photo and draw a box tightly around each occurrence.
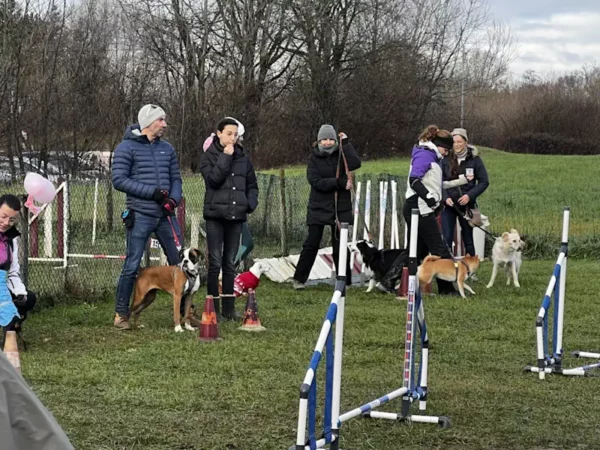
[292,210,449,450]
[524,207,600,379]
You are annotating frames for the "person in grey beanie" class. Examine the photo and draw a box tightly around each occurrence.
[291,124,361,290]
[111,104,188,330]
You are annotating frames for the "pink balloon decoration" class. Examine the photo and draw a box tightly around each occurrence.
[24,172,56,204]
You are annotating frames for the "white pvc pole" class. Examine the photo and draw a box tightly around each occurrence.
[404,209,419,392]
[556,207,570,362]
[63,181,69,269]
[349,182,361,272]
[331,224,348,445]
[390,181,397,249]
[92,178,99,245]
[361,180,371,276]
[378,181,388,250]
[44,202,53,258]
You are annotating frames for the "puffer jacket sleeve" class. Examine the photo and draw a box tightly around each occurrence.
[168,148,183,203]
[7,239,27,296]
[199,151,233,189]
[467,157,489,200]
[340,141,361,171]
[245,159,259,213]
[111,143,155,199]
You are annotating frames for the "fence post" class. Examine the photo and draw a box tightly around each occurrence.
[44,202,53,258]
[191,213,200,249]
[29,214,38,258]
[19,202,29,286]
[106,178,113,232]
[177,197,186,246]
[57,179,64,258]
[279,169,289,256]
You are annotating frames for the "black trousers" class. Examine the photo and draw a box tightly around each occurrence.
[206,219,243,297]
[403,197,455,294]
[294,224,352,285]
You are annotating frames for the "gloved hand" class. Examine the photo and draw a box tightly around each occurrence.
[13,294,27,308]
[152,188,169,203]
[425,196,437,208]
[162,198,177,215]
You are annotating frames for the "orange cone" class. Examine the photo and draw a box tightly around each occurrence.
[396,267,409,298]
[3,330,21,373]
[239,289,266,332]
[199,296,221,342]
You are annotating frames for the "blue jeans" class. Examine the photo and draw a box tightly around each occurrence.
[441,206,475,257]
[115,213,182,316]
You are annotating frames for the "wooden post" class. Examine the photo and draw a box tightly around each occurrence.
[279,169,288,256]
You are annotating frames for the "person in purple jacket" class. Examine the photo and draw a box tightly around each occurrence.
[377,125,458,295]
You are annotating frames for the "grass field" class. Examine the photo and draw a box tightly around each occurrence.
[20,258,600,450]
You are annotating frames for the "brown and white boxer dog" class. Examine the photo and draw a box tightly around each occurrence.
[130,248,204,332]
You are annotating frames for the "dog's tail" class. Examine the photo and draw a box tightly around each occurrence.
[422,255,441,263]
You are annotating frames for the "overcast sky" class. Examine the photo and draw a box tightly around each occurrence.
[487,0,600,79]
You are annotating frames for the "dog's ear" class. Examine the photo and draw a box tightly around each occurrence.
[510,228,519,234]
[502,232,509,241]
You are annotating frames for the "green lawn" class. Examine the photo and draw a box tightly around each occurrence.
[20,258,600,450]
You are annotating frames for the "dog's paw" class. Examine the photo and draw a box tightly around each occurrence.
[486,283,493,289]
[174,325,184,333]
[514,282,521,288]
[184,323,197,331]
[365,287,373,293]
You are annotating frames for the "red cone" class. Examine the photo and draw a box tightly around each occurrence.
[199,296,221,342]
[239,289,266,332]
[396,267,409,298]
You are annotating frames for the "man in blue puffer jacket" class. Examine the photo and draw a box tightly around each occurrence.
[112,104,184,329]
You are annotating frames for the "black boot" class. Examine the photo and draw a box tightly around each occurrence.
[221,295,242,321]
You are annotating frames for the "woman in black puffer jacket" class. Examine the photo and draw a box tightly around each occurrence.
[291,124,361,290]
[198,118,259,320]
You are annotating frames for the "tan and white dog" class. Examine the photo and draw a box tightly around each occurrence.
[486,229,525,288]
[417,254,480,299]
[130,248,205,332]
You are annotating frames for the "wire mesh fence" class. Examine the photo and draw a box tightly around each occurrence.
[5,171,409,305]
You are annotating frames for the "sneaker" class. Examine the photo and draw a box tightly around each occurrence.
[292,279,306,290]
[113,313,131,330]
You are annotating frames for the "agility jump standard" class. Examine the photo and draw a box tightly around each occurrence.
[524,207,600,379]
[292,210,449,450]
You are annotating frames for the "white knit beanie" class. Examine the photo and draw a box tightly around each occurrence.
[138,104,166,130]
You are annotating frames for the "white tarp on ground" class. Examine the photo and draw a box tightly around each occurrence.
[256,247,364,285]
